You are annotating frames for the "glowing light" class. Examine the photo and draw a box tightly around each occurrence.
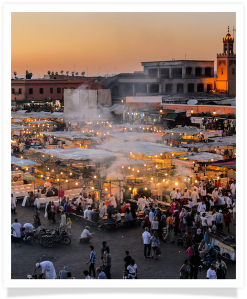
[175,182,178,186]
[132,168,135,171]
[128,167,130,169]
[105,188,108,191]
[47,177,49,179]
[66,180,68,182]
[144,164,146,166]
[145,187,147,190]
[41,175,43,177]
[61,172,63,175]
[137,170,139,173]
[92,187,94,190]
[94,176,97,178]
[122,166,124,169]
[70,173,72,175]
[151,177,153,180]
[195,180,198,183]
[165,173,167,176]
[190,110,194,114]
[129,187,132,190]
[163,179,165,182]
[160,109,163,113]
[57,179,59,181]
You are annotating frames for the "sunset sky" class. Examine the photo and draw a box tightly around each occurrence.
[11,12,236,78]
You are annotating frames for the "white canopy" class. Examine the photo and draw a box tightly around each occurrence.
[178,152,224,162]
[11,156,38,166]
[12,111,64,119]
[181,142,235,149]
[164,126,203,135]
[29,148,122,160]
[42,131,97,140]
[11,125,31,130]
[97,141,187,156]
[25,120,55,124]
[113,123,152,129]
[208,136,236,144]
[108,132,161,142]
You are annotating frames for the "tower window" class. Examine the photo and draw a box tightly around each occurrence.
[29,88,33,94]
[39,88,44,94]
[232,68,235,75]
[221,68,224,75]
[12,88,15,94]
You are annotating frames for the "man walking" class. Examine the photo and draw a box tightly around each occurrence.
[86,245,96,278]
[142,227,151,258]
[103,247,111,279]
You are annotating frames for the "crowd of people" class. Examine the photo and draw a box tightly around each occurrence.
[12,174,236,280]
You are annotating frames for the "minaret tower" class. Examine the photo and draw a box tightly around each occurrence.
[216,26,236,96]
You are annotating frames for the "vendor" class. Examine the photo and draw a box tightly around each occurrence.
[80,226,92,241]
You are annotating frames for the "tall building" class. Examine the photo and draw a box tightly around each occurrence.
[215,26,236,96]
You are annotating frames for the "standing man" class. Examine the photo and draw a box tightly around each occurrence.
[197,201,206,213]
[230,180,236,201]
[142,227,151,258]
[86,245,96,279]
[101,241,109,266]
[216,209,224,231]
[103,247,111,279]
[206,264,217,279]
[11,193,17,214]
[170,188,177,201]
[11,219,21,247]
[191,188,199,205]
[166,212,175,243]
[183,188,190,205]
[36,261,57,279]
[51,201,57,224]
[216,256,227,279]
[200,186,207,201]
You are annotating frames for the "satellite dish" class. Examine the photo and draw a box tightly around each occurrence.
[75,72,79,76]
[66,71,69,75]
[81,72,85,76]
[61,70,64,74]
[72,72,74,75]
[187,100,198,105]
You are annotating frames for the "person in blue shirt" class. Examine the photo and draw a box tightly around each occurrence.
[107,212,114,224]
[86,245,96,278]
[96,267,106,279]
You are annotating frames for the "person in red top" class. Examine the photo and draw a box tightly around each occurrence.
[144,215,151,231]
[223,211,232,233]
[58,188,65,199]
[51,201,57,224]
[66,202,73,214]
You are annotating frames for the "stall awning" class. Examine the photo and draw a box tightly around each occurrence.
[164,113,178,121]
[11,156,38,166]
[198,158,236,169]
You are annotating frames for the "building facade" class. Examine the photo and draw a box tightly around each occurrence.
[11,75,104,106]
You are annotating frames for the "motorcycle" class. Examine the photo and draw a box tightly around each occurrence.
[41,227,71,248]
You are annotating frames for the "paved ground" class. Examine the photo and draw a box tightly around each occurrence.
[11,201,236,279]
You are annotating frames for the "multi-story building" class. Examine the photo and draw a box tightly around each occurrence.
[105,28,236,99]
[11,74,104,106]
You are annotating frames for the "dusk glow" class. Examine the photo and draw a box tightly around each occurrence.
[11,12,236,77]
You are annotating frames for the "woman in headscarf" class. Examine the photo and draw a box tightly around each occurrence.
[179,208,187,233]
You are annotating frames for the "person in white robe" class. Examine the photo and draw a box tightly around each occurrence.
[36,261,56,279]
